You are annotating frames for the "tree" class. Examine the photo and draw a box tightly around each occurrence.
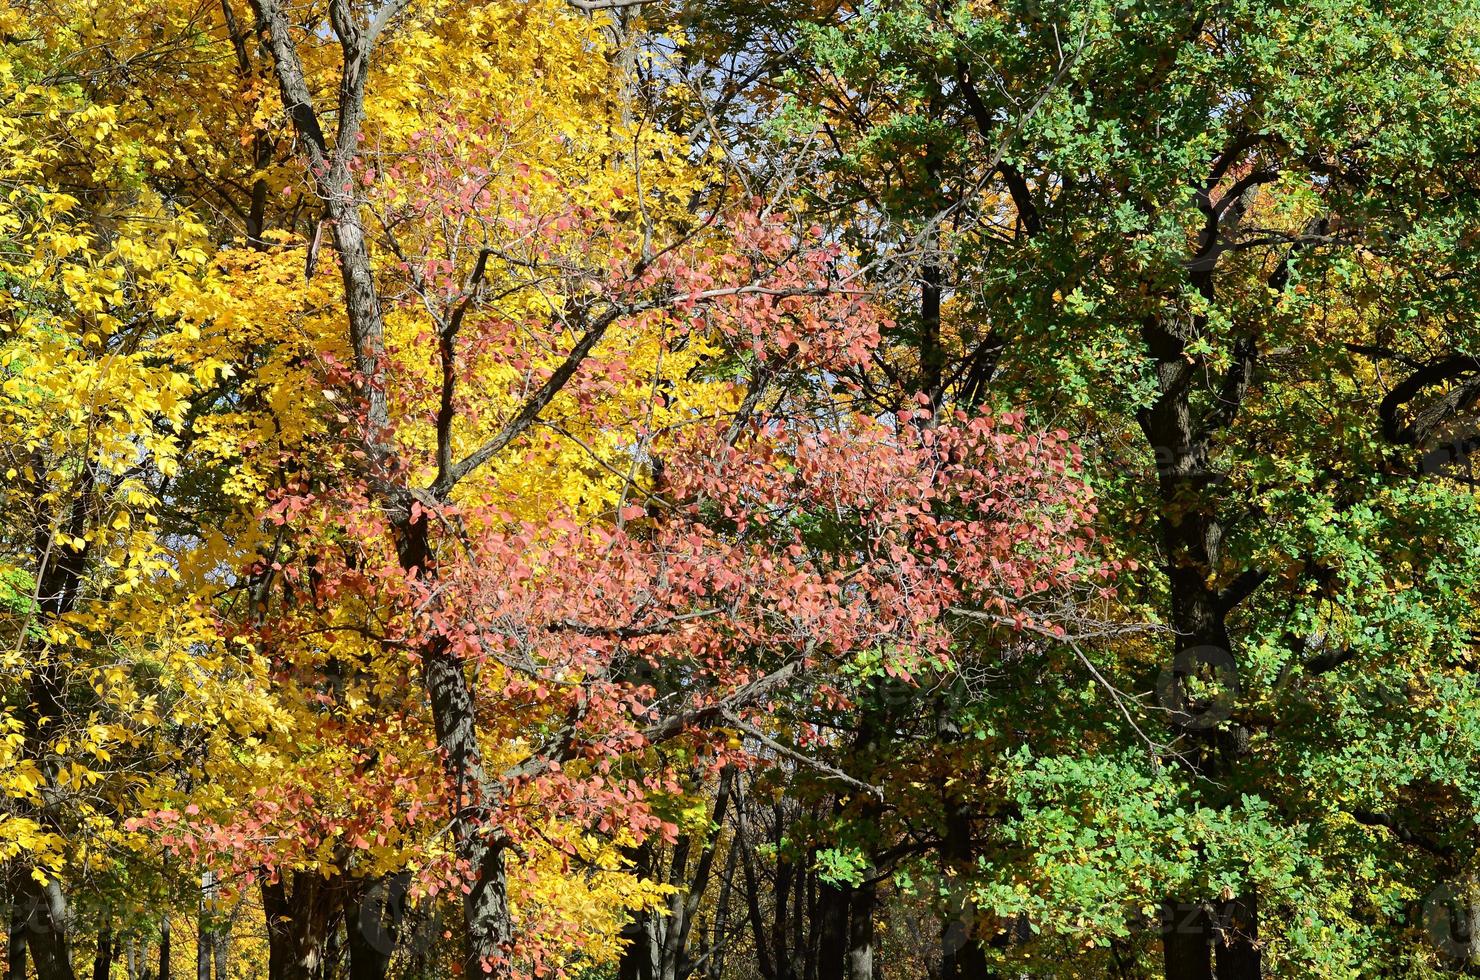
[686,0,1480,975]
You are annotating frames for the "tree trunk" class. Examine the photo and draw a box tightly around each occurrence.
[772,855,794,980]
[261,874,337,980]
[735,809,777,980]
[1162,902,1212,980]
[158,915,171,980]
[814,879,848,980]
[197,924,210,980]
[846,880,875,980]
[262,879,290,980]
[21,485,92,980]
[940,937,992,980]
[198,872,214,980]
[1213,893,1259,980]
[622,767,735,980]
[1139,303,1258,980]
[661,832,692,980]
[420,631,513,976]
[618,842,657,980]
[711,841,738,980]
[345,872,408,980]
[803,858,818,980]
[936,703,993,980]
[463,841,512,978]
[618,907,656,980]
[93,923,113,980]
[919,245,944,402]
[22,875,76,980]
[8,902,27,980]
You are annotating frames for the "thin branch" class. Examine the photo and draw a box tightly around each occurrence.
[720,710,884,801]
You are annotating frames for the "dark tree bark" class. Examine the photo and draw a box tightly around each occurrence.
[8,902,27,980]
[801,864,817,980]
[616,767,735,980]
[261,873,339,980]
[417,625,512,974]
[1213,894,1259,980]
[919,248,944,404]
[18,471,95,980]
[345,873,409,980]
[158,915,171,980]
[1161,903,1212,980]
[814,879,848,980]
[247,3,518,962]
[92,924,112,980]
[619,842,657,980]
[1136,141,1325,980]
[938,805,994,980]
[772,853,795,980]
[20,876,75,980]
[935,698,994,980]
[1140,304,1245,980]
[1138,309,1235,712]
[735,810,777,980]
[845,879,875,980]
[673,769,734,978]
[261,878,292,980]
[711,838,739,980]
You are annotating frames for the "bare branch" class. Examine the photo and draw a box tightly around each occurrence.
[719,710,884,801]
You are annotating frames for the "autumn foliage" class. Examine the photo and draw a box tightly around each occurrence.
[8,1,1480,979]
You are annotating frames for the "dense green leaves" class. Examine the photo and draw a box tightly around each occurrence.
[671,0,1480,974]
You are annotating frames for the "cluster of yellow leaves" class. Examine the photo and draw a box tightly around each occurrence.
[1,0,740,970]
[367,0,736,521]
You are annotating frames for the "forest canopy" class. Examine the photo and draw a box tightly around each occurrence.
[4,1,1480,979]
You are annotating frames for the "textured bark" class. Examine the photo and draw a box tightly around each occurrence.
[1140,305,1261,979]
[92,924,112,980]
[1140,316,1223,980]
[938,833,993,980]
[261,878,292,980]
[672,769,734,979]
[1133,142,1321,980]
[711,841,738,980]
[21,876,75,980]
[802,866,818,980]
[345,873,407,980]
[660,834,693,980]
[19,474,93,980]
[198,872,214,980]
[247,2,515,971]
[8,902,27,980]
[919,249,944,403]
[197,915,210,980]
[420,626,512,975]
[773,855,795,980]
[814,879,848,980]
[845,880,875,980]
[261,874,338,980]
[157,915,171,980]
[735,812,777,980]
[937,701,994,980]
